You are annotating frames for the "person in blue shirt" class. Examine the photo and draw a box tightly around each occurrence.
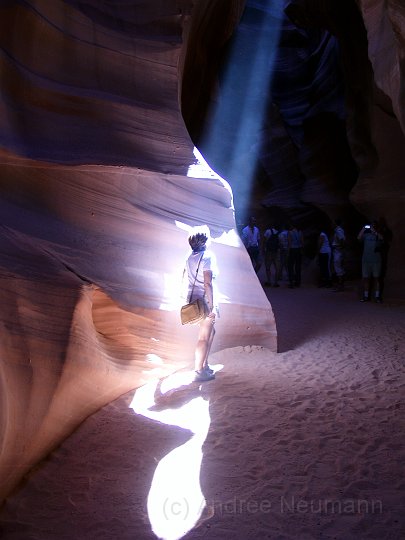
[318,229,332,287]
[331,218,346,291]
[357,222,384,302]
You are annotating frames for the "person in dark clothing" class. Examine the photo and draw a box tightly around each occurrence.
[287,224,304,288]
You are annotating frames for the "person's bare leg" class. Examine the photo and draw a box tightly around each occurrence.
[195,317,215,372]
[202,325,215,370]
[373,276,381,301]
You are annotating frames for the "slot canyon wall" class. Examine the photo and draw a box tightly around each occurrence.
[0,0,275,502]
[0,0,404,503]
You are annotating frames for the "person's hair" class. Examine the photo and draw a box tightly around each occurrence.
[188,232,207,252]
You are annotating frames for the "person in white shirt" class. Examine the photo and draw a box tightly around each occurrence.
[263,225,280,287]
[318,229,332,287]
[331,218,346,291]
[185,232,217,382]
[241,216,261,272]
[277,225,289,282]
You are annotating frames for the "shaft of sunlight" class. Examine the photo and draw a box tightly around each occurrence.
[201,0,284,223]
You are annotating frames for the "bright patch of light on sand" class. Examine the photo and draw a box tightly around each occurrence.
[146,415,208,540]
[130,375,213,540]
[158,367,223,396]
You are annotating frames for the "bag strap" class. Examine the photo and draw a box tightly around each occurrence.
[188,252,204,302]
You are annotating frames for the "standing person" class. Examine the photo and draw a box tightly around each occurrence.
[277,224,289,282]
[263,224,280,287]
[185,231,217,381]
[357,222,384,303]
[318,229,332,287]
[241,216,261,272]
[287,224,304,288]
[331,218,346,291]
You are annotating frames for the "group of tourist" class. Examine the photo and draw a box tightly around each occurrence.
[181,216,390,384]
[241,216,390,302]
[241,217,306,290]
[316,218,389,302]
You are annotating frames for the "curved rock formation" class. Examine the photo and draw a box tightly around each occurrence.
[1,0,405,504]
[350,0,405,294]
[0,0,276,502]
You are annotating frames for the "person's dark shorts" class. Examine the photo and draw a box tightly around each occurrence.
[247,245,260,263]
[362,260,381,278]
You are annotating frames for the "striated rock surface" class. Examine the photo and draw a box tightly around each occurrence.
[1,0,405,504]
[0,0,276,502]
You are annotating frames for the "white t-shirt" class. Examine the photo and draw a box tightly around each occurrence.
[289,229,303,249]
[278,230,289,250]
[264,227,278,239]
[332,226,345,249]
[319,232,331,254]
[242,225,260,248]
[186,249,217,301]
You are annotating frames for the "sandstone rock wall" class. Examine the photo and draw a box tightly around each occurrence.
[1,0,404,504]
[351,0,405,295]
[0,0,276,502]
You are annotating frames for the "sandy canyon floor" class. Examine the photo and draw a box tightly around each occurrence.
[1,278,404,540]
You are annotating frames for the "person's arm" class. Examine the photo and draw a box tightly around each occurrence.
[357,227,366,241]
[318,234,324,251]
[203,270,214,314]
